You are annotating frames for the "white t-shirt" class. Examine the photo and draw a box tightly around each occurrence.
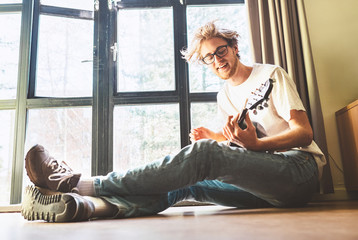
[217,63,326,178]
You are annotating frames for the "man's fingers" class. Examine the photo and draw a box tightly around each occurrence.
[227,115,233,123]
[232,112,241,124]
[223,126,233,140]
[245,112,253,126]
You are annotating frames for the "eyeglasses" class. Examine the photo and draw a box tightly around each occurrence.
[201,45,228,65]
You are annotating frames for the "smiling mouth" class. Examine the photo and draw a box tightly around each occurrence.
[217,63,228,70]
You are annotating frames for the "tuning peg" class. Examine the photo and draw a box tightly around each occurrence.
[263,100,269,108]
[253,109,258,115]
[257,105,264,110]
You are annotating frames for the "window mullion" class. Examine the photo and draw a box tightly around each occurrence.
[27,0,40,98]
[92,0,114,176]
[173,1,191,148]
[10,0,35,204]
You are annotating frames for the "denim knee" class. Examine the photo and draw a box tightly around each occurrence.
[190,139,224,158]
[191,139,217,151]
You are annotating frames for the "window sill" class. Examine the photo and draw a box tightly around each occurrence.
[0,204,21,213]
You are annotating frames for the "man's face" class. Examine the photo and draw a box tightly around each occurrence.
[200,37,239,80]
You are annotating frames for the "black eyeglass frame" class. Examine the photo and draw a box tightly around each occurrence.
[201,45,229,65]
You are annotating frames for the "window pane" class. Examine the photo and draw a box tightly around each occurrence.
[40,0,93,11]
[187,5,252,92]
[25,107,92,181]
[114,104,180,170]
[36,15,93,97]
[117,8,175,92]
[0,13,21,100]
[0,110,15,205]
[191,102,221,131]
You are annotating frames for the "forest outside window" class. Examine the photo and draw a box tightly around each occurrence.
[35,15,93,97]
[0,13,21,99]
[113,104,181,170]
[0,6,22,205]
[117,8,175,92]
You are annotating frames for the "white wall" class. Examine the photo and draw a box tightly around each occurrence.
[304,0,358,195]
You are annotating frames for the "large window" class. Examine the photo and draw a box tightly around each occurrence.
[0,0,251,205]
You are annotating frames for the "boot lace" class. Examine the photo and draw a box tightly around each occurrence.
[47,157,76,190]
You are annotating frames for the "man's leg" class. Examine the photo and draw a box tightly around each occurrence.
[88,180,273,219]
[22,140,318,221]
[168,180,273,209]
[90,139,318,207]
[21,179,270,222]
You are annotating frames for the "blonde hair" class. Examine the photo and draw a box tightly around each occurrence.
[181,21,240,63]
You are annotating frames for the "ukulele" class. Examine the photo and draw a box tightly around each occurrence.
[237,78,274,130]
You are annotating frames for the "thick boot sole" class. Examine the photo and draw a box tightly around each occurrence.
[21,185,90,222]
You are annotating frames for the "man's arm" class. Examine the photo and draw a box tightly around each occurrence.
[223,109,313,152]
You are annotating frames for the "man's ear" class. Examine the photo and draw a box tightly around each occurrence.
[232,45,240,59]
[233,45,239,54]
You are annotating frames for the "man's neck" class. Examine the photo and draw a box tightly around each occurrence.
[228,62,253,86]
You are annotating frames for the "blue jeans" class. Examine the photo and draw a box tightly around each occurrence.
[93,139,319,218]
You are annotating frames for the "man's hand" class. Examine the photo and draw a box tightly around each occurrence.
[189,127,226,143]
[223,113,259,150]
[223,110,313,152]
[190,127,214,142]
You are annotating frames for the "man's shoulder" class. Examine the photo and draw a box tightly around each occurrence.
[253,63,282,73]
[252,63,290,82]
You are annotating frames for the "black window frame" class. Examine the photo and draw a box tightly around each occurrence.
[2,0,245,205]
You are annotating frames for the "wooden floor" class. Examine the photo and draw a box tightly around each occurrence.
[1,200,358,240]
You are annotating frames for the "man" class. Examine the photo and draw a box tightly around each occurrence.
[21,21,326,222]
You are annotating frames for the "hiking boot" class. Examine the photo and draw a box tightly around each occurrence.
[21,185,94,222]
[25,144,81,192]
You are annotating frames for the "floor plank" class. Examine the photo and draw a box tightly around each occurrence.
[1,201,358,240]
